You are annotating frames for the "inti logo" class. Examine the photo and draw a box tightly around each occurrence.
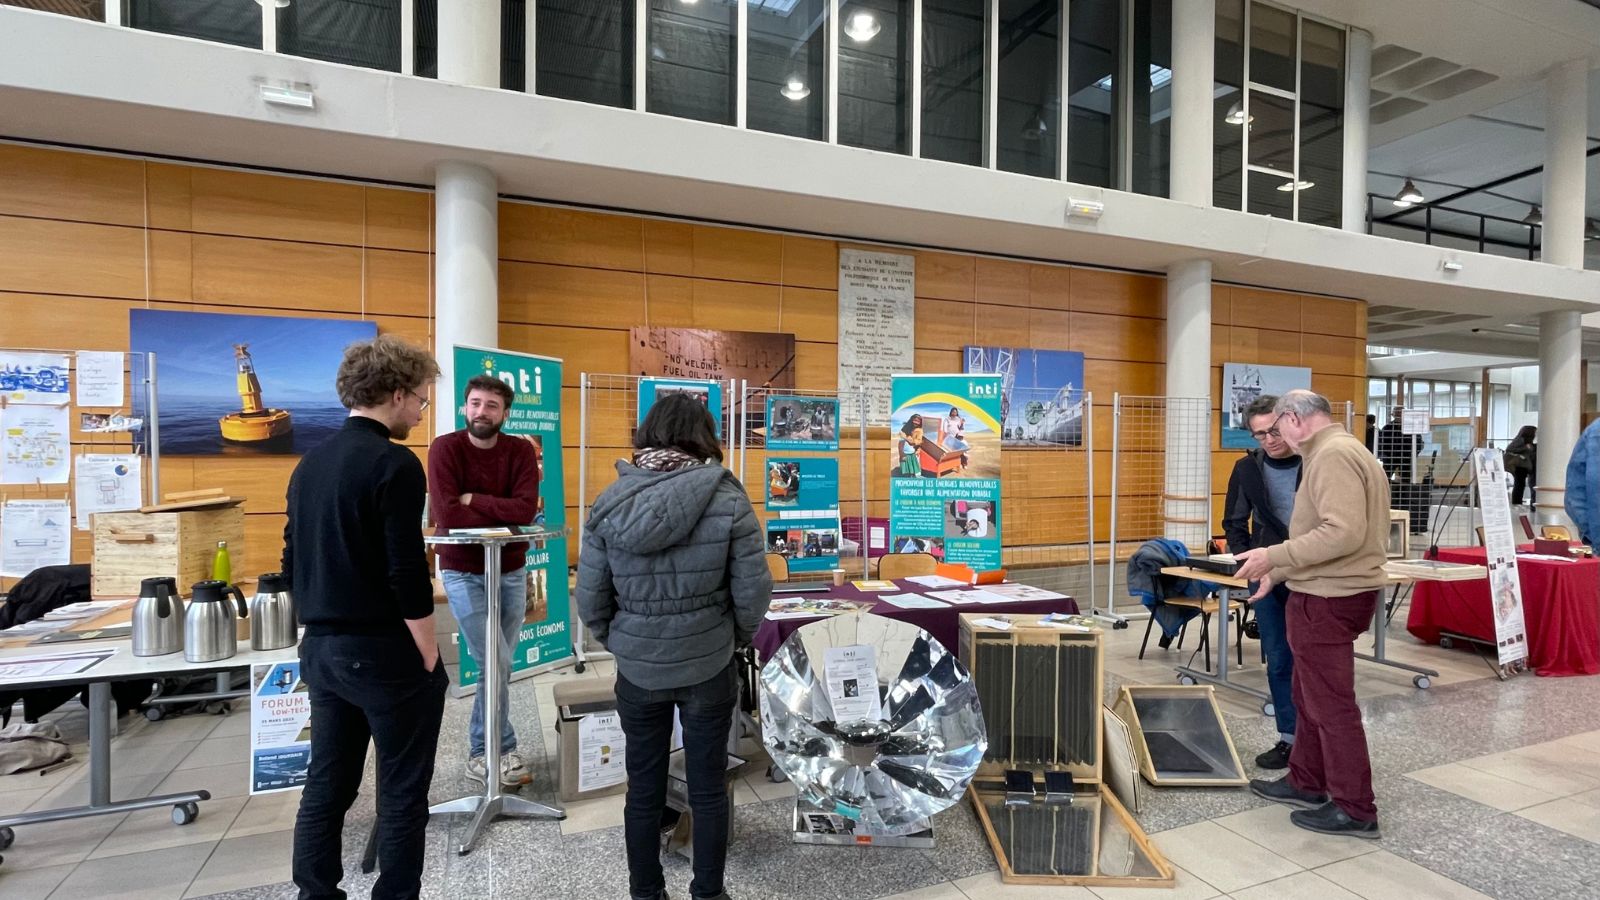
[968,381,999,398]
[482,361,544,399]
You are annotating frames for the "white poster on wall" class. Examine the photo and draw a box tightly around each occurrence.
[75,351,125,408]
[1,404,71,485]
[838,249,915,426]
[0,351,71,406]
[1,499,71,577]
[73,454,143,530]
[1471,448,1528,670]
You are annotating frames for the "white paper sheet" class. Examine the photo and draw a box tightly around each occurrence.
[74,351,125,407]
[971,617,1013,631]
[1,405,71,485]
[925,589,1019,605]
[874,593,951,610]
[1,499,71,577]
[981,584,1071,602]
[0,351,71,405]
[905,574,969,588]
[0,648,116,680]
[73,454,143,529]
[577,711,628,793]
[824,644,882,722]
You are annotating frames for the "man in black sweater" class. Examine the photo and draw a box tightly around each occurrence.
[283,335,443,900]
[1222,395,1301,771]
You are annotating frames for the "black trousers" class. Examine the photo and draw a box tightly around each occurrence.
[616,661,738,900]
[1511,468,1531,507]
[292,632,448,900]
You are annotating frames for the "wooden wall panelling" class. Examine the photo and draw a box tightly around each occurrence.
[780,236,838,290]
[691,224,784,284]
[643,219,694,276]
[1070,311,1165,363]
[1027,308,1073,350]
[1071,269,1164,318]
[1084,360,1165,399]
[691,279,782,331]
[148,230,194,300]
[1229,287,1302,330]
[0,217,148,299]
[1027,264,1073,311]
[913,250,976,301]
[499,261,644,329]
[778,287,838,342]
[915,348,962,373]
[499,324,629,385]
[1301,296,1360,337]
[915,297,976,348]
[974,302,1032,348]
[974,257,1031,308]
[0,294,139,350]
[794,341,838,391]
[189,234,364,312]
[363,187,431,253]
[0,144,146,226]
[363,250,430,318]
[498,203,645,270]
[643,274,696,326]
[186,167,365,246]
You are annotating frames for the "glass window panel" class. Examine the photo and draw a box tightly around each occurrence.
[3,0,102,18]
[1213,0,1244,208]
[838,0,912,154]
[647,0,735,125]
[124,0,260,49]
[747,0,827,141]
[996,0,1061,178]
[921,0,988,167]
[1247,90,1294,173]
[1296,19,1343,227]
[503,0,526,91]
[1246,168,1292,220]
[1248,2,1294,92]
[1067,0,1120,187]
[535,0,635,108]
[277,0,401,72]
[1131,0,1171,197]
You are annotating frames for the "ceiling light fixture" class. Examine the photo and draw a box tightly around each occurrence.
[1522,204,1542,226]
[780,78,811,101]
[1276,179,1315,192]
[255,0,291,7]
[1586,218,1600,240]
[1224,100,1253,126]
[1392,178,1425,208]
[1022,109,1048,140]
[843,11,881,42]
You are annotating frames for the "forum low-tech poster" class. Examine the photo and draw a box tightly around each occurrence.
[452,346,571,683]
[889,374,1003,571]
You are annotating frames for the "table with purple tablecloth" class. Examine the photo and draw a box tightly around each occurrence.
[752,579,1079,662]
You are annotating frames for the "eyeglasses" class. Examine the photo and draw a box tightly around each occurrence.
[407,389,430,411]
[1251,412,1285,441]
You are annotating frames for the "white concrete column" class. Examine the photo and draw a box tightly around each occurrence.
[438,0,501,88]
[1542,58,1589,268]
[434,161,500,437]
[1539,310,1582,522]
[1341,28,1373,233]
[1165,260,1213,549]
[1169,0,1215,206]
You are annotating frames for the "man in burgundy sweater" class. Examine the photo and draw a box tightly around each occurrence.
[429,374,540,789]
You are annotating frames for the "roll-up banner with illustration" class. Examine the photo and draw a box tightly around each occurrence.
[888,374,1003,571]
[452,346,571,682]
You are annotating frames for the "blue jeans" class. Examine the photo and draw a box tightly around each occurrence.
[442,568,526,758]
[1254,583,1298,740]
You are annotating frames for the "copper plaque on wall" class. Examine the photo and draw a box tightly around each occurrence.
[629,328,797,388]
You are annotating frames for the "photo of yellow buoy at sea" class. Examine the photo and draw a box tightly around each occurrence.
[218,344,294,445]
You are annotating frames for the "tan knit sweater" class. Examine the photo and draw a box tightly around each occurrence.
[1265,423,1392,597]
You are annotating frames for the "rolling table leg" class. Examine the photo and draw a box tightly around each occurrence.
[1355,583,1437,688]
[1174,589,1270,706]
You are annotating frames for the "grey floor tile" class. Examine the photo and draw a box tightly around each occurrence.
[183,831,295,898]
[89,796,246,859]
[225,792,301,839]
[0,787,51,817]
[47,842,213,900]
[1404,762,1560,812]
[118,714,223,746]
[1,808,126,871]
[29,773,165,812]
[1229,870,1361,900]
[1315,850,1493,900]
[177,737,249,772]
[155,763,251,803]
[1513,795,1600,844]
[951,871,1096,897]
[1211,805,1379,868]
[0,862,75,900]
[209,712,250,739]
[1149,820,1302,894]
[1088,864,1223,899]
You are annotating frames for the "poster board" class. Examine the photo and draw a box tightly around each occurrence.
[1470,447,1528,670]
[1220,363,1311,449]
[839,250,915,427]
[451,346,573,682]
[889,374,1003,570]
[249,660,311,794]
[963,346,1086,446]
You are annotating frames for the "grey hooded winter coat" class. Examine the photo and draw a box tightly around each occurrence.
[576,461,771,690]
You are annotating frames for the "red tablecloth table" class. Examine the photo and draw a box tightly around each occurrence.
[752,579,1078,662]
[1406,546,1600,677]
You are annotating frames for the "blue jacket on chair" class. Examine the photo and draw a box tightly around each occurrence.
[1126,538,1213,638]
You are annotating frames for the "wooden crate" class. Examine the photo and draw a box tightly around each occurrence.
[969,782,1174,888]
[91,506,246,598]
[1112,684,1247,787]
[958,614,1104,784]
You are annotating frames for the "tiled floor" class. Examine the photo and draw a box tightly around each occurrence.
[3,605,1600,899]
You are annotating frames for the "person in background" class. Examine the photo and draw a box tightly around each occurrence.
[1565,418,1600,546]
[1221,395,1300,771]
[1363,414,1377,453]
[576,393,771,900]
[1234,390,1390,840]
[283,335,446,899]
[428,374,540,789]
[1375,406,1418,483]
[1504,425,1537,510]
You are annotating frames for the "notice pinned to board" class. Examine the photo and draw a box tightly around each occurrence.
[74,351,125,408]
[1401,409,1431,435]
[577,710,627,793]
[823,644,882,723]
[0,351,70,405]
[1,499,71,577]
[74,454,143,529]
[1,405,71,485]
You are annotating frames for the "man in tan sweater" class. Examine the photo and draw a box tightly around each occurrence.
[1233,389,1389,840]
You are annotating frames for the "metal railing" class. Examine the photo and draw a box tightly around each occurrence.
[1366,194,1540,259]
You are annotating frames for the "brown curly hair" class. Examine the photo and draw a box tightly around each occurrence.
[335,335,440,409]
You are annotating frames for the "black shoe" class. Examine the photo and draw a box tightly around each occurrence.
[1249,777,1329,810]
[1255,741,1292,770]
[1157,633,1174,650]
[1290,802,1381,840]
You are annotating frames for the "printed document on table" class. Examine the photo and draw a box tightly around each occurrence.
[577,711,628,793]
[875,593,951,610]
[926,589,1019,605]
[0,648,116,680]
[982,584,1070,602]
[75,351,125,407]
[904,574,968,589]
[823,644,882,723]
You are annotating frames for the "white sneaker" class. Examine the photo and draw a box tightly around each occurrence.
[465,755,488,785]
[499,750,532,787]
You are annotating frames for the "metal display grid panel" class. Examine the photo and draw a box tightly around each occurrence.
[995,387,1097,609]
[1107,395,1211,615]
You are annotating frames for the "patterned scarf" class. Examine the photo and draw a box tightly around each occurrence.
[633,446,704,472]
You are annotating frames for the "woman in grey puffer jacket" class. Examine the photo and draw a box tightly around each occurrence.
[576,392,771,900]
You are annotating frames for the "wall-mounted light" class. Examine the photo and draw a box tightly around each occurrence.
[1441,259,1464,273]
[844,11,881,42]
[260,83,315,109]
[780,78,811,101]
[1067,198,1104,220]
[1392,178,1425,208]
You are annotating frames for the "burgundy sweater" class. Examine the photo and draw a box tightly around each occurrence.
[427,430,540,574]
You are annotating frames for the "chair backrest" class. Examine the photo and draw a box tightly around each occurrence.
[1542,525,1572,542]
[765,553,790,583]
[877,552,936,580]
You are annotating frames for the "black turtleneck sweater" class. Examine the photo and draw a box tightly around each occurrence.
[282,416,434,636]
